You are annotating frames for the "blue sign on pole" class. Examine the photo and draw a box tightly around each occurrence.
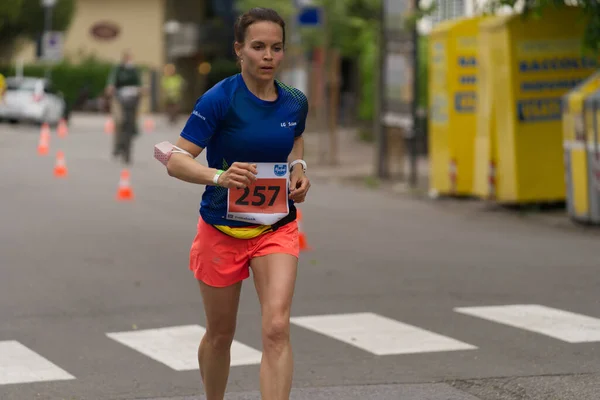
[297,7,321,26]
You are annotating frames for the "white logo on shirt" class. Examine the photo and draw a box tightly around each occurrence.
[192,110,206,120]
[281,121,297,128]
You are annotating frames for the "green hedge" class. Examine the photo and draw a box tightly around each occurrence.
[0,57,114,109]
[206,58,240,89]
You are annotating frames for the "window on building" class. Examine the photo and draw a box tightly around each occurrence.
[430,0,467,23]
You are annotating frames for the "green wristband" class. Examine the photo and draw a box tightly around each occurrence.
[213,169,224,186]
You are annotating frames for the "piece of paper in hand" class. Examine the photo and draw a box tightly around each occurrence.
[154,141,174,166]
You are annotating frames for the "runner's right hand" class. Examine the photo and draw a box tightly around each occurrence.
[217,162,258,189]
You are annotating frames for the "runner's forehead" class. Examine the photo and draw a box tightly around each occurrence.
[246,22,283,45]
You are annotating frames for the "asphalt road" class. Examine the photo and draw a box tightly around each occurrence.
[1,114,599,400]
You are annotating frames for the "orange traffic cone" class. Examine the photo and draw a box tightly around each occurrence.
[105,118,115,135]
[41,122,50,136]
[116,168,134,201]
[37,125,50,155]
[53,151,68,178]
[57,118,68,138]
[297,208,310,251]
[143,116,155,133]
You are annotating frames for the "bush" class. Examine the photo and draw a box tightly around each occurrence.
[0,56,114,109]
[206,58,239,89]
[358,25,377,122]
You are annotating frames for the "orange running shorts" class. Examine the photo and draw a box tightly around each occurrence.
[189,216,300,287]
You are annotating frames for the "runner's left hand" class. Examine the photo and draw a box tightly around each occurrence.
[289,168,310,203]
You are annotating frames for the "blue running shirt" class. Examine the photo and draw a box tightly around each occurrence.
[180,73,309,227]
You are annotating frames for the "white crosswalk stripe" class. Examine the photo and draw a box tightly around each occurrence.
[106,324,263,371]
[290,312,478,355]
[3,304,600,387]
[454,304,600,343]
[0,340,75,385]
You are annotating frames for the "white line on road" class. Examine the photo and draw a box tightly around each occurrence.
[106,325,262,371]
[290,312,478,355]
[0,341,75,385]
[454,304,600,343]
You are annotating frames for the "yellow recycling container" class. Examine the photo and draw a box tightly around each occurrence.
[480,6,597,204]
[563,77,600,223]
[583,92,600,223]
[428,16,487,197]
[472,17,498,200]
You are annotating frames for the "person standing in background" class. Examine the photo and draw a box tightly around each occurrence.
[161,63,185,124]
[105,50,144,164]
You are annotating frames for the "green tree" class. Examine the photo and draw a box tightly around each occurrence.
[234,0,381,59]
[480,0,598,53]
[0,0,24,30]
[234,0,382,121]
[314,0,380,55]
[412,0,595,54]
[235,0,296,20]
[0,0,75,59]
[313,0,381,122]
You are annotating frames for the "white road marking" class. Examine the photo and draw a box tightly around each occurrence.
[290,312,478,355]
[106,325,262,370]
[454,304,600,343]
[0,341,75,385]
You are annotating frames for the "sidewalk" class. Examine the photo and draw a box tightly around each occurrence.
[302,126,600,234]
[303,127,430,195]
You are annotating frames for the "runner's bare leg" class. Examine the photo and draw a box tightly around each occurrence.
[251,253,298,400]
[197,280,243,400]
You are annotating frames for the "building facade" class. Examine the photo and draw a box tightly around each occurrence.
[418,0,518,33]
[12,0,238,112]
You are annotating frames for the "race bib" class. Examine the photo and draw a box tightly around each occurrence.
[118,86,139,99]
[226,162,289,226]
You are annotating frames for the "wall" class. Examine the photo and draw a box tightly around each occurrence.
[66,0,166,67]
[14,0,166,69]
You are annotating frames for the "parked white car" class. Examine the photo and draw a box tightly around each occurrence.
[0,77,67,126]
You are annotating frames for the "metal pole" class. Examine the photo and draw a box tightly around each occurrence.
[16,58,24,79]
[594,97,599,196]
[290,2,300,63]
[289,1,306,99]
[408,0,420,188]
[594,97,599,161]
[45,5,53,32]
[317,6,330,164]
[43,3,54,79]
[327,47,341,166]
[374,0,388,179]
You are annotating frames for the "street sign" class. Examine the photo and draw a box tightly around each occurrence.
[41,31,64,62]
[297,6,321,27]
[294,0,314,7]
[382,0,416,129]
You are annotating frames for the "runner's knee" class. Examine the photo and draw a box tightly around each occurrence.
[262,314,290,351]
[205,325,236,351]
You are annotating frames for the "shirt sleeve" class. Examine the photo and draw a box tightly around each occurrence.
[106,66,117,86]
[180,86,229,148]
[295,94,309,138]
[133,68,142,86]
